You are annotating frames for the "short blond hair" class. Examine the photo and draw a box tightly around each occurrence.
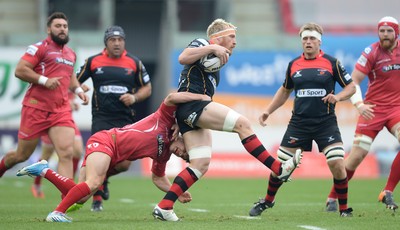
[299,23,323,37]
[207,18,236,38]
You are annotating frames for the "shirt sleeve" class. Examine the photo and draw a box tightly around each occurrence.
[151,159,167,177]
[136,60,151,86]
[354,46,374,76]
[21,43,44,67]
[76,57,92,83]
[333,60,353,88]
[282,63,294,89]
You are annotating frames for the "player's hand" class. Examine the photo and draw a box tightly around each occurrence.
[44,77,62,90]
[119,93,136,106]
[258,111,270,127]
[171,124,180,141]
[357,103,376,120]
[81,84,90,92]
[77,92,89,105]
[200,94,212,101]
[177,191,192,203]
[71,101,80,111]
[211,44,230,65]
[321,92,339,104]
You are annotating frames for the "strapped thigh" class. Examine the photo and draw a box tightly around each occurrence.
[353,134,373,152]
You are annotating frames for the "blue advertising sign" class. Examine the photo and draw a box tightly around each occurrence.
[171,35,376,96]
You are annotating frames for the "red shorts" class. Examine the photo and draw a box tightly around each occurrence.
[41,123,82,146]
[355,105,400,139]
[81,131,117,169]
[18,106,75,140]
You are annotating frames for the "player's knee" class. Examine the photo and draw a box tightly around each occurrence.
[324,145,345,162]
[277,147,294,163]
[223,110,241,132]
[188,166,203,179]
[87,179,103,192]
[353,134,373,151]
[189,146,212,174]
[189,146,212,160]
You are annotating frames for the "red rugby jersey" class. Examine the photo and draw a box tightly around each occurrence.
[20,36,76,112]
[355,41,400,106]
[108,102,177,177]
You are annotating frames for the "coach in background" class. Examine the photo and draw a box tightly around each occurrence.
[249,22,355,217]
[77,25,152,212]
[0,12,89,181]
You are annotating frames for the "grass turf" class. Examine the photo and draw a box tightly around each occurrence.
[0,176,398,230]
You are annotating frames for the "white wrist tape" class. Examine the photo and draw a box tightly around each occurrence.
[350,84,363,105]
[38,75,48,86]
[74,87,84,95]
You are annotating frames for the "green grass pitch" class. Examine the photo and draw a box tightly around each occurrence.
[0,176,398,230]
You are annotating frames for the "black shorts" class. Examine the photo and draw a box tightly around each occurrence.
[281,114,342,152]
[176,100,212,134]
[91,114,135,134]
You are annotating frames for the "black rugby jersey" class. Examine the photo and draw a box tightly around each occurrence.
[177,38,220,97]
[283,51,352,117]
[77,49,150,119]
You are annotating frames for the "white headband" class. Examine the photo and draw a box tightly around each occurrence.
[301,30,322,41]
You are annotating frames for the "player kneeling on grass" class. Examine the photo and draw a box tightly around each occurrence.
[16,92,209,222]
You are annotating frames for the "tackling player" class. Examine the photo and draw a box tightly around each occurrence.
[16,92,210,222]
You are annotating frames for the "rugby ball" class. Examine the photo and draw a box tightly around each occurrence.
[200,54,227,73]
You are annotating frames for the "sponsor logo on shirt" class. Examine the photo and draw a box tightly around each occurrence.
[99,85,129,94]
[157,134,164,157]
[26,45,38,56]
[208,75,217,91]
[95,67,104,74]
[382,64,400,72]
[87,142,99,149]
[317,69,328,76]
[338,62,346,72]
[364,47,372,54]
[143,74,150,83]
[357,55,367,67]
[55,57,74,67]
[293,71,302,78]
[344,73,351,81]
[125,68,133,75]
[296,88,327,97]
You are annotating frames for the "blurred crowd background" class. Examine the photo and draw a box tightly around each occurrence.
[1,0,399,178]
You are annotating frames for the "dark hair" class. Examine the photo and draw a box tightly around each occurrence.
[47,12,68,27]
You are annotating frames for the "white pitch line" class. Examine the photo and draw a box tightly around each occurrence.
[119,198,135,203]
[233,215,261,220]
[188,208,210,213]
[298,225,327,230]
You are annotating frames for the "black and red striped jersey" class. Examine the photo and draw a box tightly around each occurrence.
[77,49,150,119]
[283,50,352,117]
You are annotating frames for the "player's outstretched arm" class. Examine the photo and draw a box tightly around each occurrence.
[164,92,211,106]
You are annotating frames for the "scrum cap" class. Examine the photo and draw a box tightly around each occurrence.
[378,16,399,39]
[104,25,126,44]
